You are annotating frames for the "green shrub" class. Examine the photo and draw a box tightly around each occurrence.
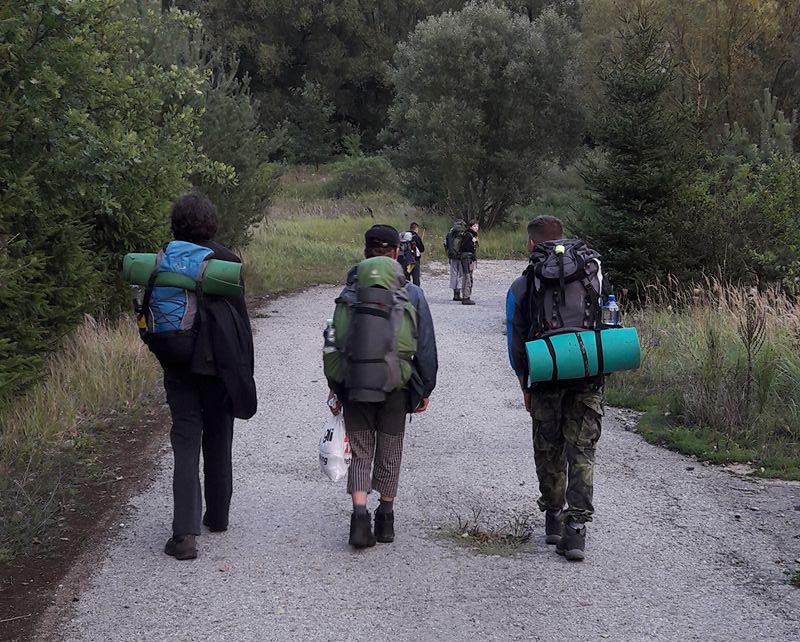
[0,1,209,400]
[324,156,399,198]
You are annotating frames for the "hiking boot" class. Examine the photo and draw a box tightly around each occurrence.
[556,521,586,561]
[164,534,197,560]
[545,510,563,545]
[374,510,395,543]
[349,511,377,549]
[461,298,476,306]
[202,514,227,533]
[453,289,462,301]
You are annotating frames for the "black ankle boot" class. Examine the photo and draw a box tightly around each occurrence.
[374,509,395,543]
[349,510,377,549]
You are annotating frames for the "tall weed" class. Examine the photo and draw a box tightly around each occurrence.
[0,320,160,558]
[609,280,800,479]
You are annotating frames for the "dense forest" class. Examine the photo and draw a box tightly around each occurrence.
[2,0,800,400]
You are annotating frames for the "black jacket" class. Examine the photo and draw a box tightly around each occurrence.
[189,241,257,419]
[411,233,425,256]
[461,230,478,256]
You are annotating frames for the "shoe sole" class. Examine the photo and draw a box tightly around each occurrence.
[375,535,394,543]
[348,538,376,549]
[558,548,584,561]
[164,547,197,560]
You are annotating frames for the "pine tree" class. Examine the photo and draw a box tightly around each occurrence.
[286,78,336,169]
[581,2,687,290]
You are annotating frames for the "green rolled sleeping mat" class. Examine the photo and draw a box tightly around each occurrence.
[526,328,641,383]
[122,253,243,297]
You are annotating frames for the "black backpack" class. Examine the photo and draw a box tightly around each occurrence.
[524,239,604,338]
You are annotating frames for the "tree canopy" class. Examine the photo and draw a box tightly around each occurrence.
[386,2,584,227]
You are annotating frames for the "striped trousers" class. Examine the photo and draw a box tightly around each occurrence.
[343,389,408,497]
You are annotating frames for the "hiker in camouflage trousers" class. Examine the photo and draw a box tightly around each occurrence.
[530,385,602,524]
[506,215,610,561]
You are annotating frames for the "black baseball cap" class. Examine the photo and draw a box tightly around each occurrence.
[364,224,400,248]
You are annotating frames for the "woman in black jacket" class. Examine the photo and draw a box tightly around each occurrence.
[158,192,256,561]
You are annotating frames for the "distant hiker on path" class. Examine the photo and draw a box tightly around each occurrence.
[445,218,467,300]
[409,221,425,286]
[324,225,438,549]
[506,215,610,561]
[139,193,257,561]
[459,220,479,306]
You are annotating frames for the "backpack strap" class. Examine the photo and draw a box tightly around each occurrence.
[542,336,559,381]
[595,329,605,375]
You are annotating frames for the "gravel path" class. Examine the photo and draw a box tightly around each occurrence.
[49,260,800,642]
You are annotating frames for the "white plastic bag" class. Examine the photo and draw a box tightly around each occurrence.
[319,413,351,481]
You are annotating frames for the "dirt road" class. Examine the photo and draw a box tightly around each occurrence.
[42,261,800,642]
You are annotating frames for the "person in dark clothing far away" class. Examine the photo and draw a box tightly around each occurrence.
[325,224,438,549]
[460,220,479,305]
[409,222,425,287]
[141,192,256,561]
[506,215,610,561]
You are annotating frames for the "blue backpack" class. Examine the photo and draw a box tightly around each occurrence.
[140,241,215,366]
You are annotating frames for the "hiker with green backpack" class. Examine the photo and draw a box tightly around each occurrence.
[324,225,438,549]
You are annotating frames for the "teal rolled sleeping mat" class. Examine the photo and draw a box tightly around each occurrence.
[122,253,243,297]
[526,328,641,383]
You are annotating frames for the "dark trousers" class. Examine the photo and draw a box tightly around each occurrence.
[411,262,421,286]
[163,370,234,535]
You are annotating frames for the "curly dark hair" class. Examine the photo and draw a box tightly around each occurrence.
[170,192,218,242]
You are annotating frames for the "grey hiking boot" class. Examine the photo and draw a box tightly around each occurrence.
[556,521,586,561]
[545,510,563,545]
[349,510,377,549]
[164,534,197,560]
[461,298,476,306]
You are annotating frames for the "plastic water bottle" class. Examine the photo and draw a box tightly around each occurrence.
[602,294,621,327]
[323,319,336,353]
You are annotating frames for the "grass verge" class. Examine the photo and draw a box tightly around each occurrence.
[0,320,161,562]
[607,281,800,480]
[243,186,538,296]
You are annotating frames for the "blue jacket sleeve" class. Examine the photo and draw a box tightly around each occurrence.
[506,279,529,380]
[410,287,438,396]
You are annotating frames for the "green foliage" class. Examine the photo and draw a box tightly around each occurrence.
[580,2,690,289]
[386,2,584,228]
[147,7,279,249]
[324,156,399,198]
[0,0,209,400]
[286,78,336,168]
[186,0,467,145]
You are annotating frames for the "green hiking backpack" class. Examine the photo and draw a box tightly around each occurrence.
[323,257,418,402]
[445,219,467,259]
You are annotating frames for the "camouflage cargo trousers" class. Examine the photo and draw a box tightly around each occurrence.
[530,386,603,524]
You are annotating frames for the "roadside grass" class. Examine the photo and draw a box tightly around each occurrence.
[607,281,800,480]
[787,568,800,588]
[0,320,161,560]
[440,507,534,556]
[243,184,534,296]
